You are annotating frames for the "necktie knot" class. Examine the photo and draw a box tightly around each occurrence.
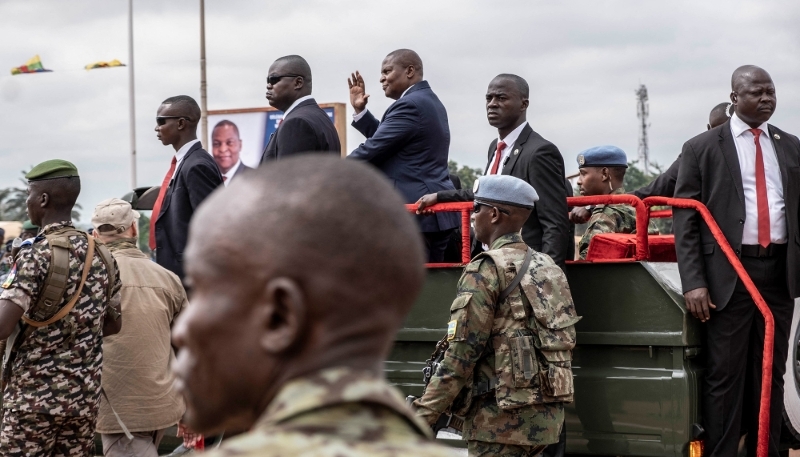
[749,128,762,141]
[497,141,507,152]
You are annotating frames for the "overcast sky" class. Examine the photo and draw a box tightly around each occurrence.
[1,0,798,220]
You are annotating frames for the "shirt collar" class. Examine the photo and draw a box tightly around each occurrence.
[175,139,201,163]
[41,221,74,235]
[400,84,416,99]
[256,366,432,438]
[730,112,768,138]
[489,231,525,250]
[499,121,528,147]
[283,95,315,116]
[222,160,242,184]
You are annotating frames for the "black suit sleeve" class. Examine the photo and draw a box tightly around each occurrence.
[633,154,681,199]
[436,188,474,202]
[276,118,322,157]
[186,159,222,211]
[673,142,707,294]
[529,144,569,266]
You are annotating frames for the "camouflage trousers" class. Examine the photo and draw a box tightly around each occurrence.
[468,440,547,457]
[0,409,95,456]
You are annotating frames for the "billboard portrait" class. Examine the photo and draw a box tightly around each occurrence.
[207,103,346,168]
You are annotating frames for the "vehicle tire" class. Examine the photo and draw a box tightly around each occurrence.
[782,299,800,440]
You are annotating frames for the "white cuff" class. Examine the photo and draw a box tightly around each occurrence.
[352,109,369,123]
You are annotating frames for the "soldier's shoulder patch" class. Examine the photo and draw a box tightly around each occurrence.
[2,265,17,289]
[447,320,457,340]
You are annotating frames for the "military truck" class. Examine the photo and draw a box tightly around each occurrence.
[121,188,800,456]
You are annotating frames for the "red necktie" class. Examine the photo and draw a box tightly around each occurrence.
[489,141,507,175]
[149,157,177,250]
[750,129,771,248]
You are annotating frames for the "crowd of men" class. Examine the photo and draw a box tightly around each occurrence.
[0,47,795,457]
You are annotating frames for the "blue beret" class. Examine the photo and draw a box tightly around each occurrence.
[577,145,628,168]
[473,175,539,209]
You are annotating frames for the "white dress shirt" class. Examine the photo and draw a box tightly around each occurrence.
[283,95,314,117]
[352,84,416,123]
[172,139,201,179]
[729,112,786,244]
[485,121,528,175]
[221,160,242,187]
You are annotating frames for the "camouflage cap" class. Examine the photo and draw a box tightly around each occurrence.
[577,145,628,168]
[25,159,80,181]
[473,174,539,209]
[92,198,140,234]
[21,220,38,231]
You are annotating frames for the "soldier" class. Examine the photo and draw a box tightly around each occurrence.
[574,146,636,260]
[170,156,453,456]
[0,160,122,455]
[413,174,580,457]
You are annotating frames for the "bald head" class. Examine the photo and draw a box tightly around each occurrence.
[385,49,423,77]
[730,65,776,128]
[708,102,731,130]
[731,65,771,92]
[161,95,201,124]
[493,74,529,99]
[273,55,312,89]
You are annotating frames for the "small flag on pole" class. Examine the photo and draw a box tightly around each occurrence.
[84,59,126,71]
[10,55,52,75]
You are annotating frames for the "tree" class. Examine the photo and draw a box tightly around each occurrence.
[448,160,482,191]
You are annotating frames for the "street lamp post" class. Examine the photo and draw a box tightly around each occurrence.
[199,0,208,149]
[128,0,137,189]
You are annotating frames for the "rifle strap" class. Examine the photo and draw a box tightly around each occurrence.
[498,248,533,304]
[22,236,95,328]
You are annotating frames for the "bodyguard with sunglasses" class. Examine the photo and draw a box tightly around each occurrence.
[151,95,223,283]
[260,55,341,162]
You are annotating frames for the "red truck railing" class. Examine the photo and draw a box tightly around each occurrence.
[406,202,473,268]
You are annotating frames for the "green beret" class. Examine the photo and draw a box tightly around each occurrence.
[26,159,79,182]
[21,220,38,231]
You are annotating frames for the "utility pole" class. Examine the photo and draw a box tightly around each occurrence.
[199,0,208,149]
[635,84,650,175]
[128,0,137,188]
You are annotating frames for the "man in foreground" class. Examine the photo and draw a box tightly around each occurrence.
[347,49,458,262]
[212,120,252,184]
[573,146,635,260]
[674,65,800,457]
[261,55,341,161]
[0,160,122,455]
[92,198,187,456]
[416,74,571,269]
[171,156,454,456]
[414,175,579,456]
[151,95,223,282]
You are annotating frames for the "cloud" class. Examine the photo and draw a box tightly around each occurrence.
[0,0,798,219]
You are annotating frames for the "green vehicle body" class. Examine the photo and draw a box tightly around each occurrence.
[388,260,705,456]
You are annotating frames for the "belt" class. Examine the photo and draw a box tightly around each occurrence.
[740,243,787,258]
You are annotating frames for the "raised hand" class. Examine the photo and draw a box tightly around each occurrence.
[348,71,370,114]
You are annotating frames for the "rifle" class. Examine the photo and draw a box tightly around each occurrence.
[406,336,464,434]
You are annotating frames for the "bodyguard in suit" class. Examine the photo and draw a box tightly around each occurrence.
[674,65,800,457]
[151,95,224,282]
[212,119,253,185]
[347,49,458,262]
[416,74,571,268]
[261,55,341,162]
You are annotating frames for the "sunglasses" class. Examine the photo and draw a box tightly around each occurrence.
[267,74,303,85]
[473,201,510,215]
[156,116,190,126]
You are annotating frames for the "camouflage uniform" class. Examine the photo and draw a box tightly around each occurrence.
[414,232,579,456]
[202,366,455,457]
[0,221,121,456]
[578,187,637,260]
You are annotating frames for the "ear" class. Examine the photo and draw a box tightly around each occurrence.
[601,168,611,182]
[490,207,503,224]
[294,76,305,91]
[730,91,737,105]
[406,65,416,79]
[258,277,306,354]
[91,231,99,239]
[39,192,49,208]
[520,98,529,112]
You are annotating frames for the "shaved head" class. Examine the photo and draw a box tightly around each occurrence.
[493,74,529,99]
[173,156,426,433]
[273,55,312,88]
[708,102,731,129]
[161,95,201,124]
[385,49,423,77]
[731,65,771,92]
[730,65,776,127]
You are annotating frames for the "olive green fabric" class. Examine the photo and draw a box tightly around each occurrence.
[25,160,79,181]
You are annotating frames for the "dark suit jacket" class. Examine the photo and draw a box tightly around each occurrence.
[348,81,458,233]
[632,155,680,199]
[674,120,800,308]
[436,124,570,267]
[261,98,341,162]
[155,142,224,281]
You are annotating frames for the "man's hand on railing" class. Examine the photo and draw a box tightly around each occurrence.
[684,287,716,322]
[569,206,591,224]
[415,193,439,215]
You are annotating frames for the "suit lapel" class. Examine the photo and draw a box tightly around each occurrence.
[157,142,200,221]
[501,124,531,174]
[768,125,790,191]
[719,122,745,206]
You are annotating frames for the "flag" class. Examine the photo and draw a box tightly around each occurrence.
[10,55,52,75]
[84,59,125,70]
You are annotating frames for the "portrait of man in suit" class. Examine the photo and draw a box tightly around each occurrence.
[346,49,459,263]
[211,119,252,185]
[151,95,224,282]
[261,55,341,162]
[674,65,800,457]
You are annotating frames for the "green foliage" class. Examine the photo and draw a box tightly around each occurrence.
[448,160,483,191]
[623,160,663,191]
